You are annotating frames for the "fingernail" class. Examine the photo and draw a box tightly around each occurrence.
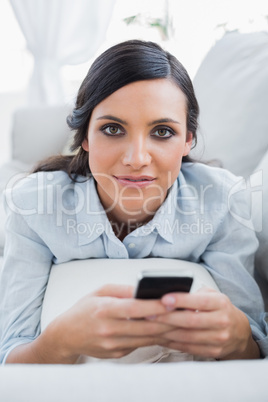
[146,315,157,321]
[166,306,175,312]
[162,295,176,305]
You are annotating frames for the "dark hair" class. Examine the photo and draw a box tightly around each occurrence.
[33,40,199,179]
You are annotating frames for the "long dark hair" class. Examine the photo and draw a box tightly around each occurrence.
[33,40,199,179]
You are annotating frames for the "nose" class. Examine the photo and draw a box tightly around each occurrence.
[122,136,152,169]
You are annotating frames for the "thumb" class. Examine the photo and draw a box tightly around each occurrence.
[196,286,218,294]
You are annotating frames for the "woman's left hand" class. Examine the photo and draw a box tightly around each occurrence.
[154,288,260,360]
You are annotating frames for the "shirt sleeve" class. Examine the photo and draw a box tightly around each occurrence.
[0,197,53,364]
[200,177,268,356]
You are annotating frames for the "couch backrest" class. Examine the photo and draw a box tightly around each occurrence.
[192,31,268,178]
[193,31,268,308]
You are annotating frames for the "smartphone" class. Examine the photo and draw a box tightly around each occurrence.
[134,270,193,300]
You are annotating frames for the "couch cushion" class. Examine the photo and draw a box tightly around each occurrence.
[252,151,268,309]
[1,360,268,402]
[11,105,71,165]
[0,104,72,254]
[0,197,6,256]
[193,31,268,178]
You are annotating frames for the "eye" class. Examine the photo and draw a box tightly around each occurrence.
[101,124,124,136]
[152,126,175,139]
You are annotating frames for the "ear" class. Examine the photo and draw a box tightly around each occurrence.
[183,132,193,156]
[82,137,89,152]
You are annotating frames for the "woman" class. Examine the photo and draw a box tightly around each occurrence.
[0,40,267,364]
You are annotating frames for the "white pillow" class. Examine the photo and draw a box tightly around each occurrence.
[41,258,219,330]
[41,258,219,364]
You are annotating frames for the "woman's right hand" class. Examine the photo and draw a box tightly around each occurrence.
[44,284,174,363]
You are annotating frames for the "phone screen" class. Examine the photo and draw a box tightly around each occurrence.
[135,275,193,299]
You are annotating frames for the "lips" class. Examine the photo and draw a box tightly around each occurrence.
[115,175,155,181]
[114,175,156,188]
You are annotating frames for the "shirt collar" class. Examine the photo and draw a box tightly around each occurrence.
[75,178,113,246]
[131,179,178,243]
[75,176,180,246]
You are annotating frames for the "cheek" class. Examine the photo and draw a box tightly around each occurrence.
[159,145,184,170]
[87,136,103,169]
[88,151,105,173]
[156,144,184,186]
[88,141,117,174]
[166,156,182,181]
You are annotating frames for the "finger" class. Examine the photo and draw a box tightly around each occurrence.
[106,298,168,320]
[162,327,229,346]
[164,341,222,359]
[100,335,169,352]
[161,290,227,312]
[155,309,230,330]
[93,284,134,299]
[100,317,175,337]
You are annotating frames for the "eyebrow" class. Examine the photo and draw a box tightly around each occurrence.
[96,115,181,126]
[148,118,181,125]
[96,115,128,125]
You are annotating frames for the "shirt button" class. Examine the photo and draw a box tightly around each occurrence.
[128,243,136,249]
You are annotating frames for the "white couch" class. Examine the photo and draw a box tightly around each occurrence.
[1,31,268,401]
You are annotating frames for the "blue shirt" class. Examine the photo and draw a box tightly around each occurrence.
[1,162,268,363]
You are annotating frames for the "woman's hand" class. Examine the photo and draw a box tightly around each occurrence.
[154,288,260,360]
[45,284,174,363]
[7,285,260,364]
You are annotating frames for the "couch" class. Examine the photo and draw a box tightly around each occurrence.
[1,31,268,401]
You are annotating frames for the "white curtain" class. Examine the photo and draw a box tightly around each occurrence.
[10,0,116,105]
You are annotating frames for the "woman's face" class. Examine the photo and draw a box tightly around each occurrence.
[82,78,192,224]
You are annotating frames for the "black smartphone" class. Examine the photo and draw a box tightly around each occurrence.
[134,270,193,299]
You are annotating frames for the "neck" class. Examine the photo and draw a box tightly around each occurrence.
[107,212,152,241]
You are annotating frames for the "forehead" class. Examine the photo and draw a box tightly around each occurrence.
[91,78,187,121]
